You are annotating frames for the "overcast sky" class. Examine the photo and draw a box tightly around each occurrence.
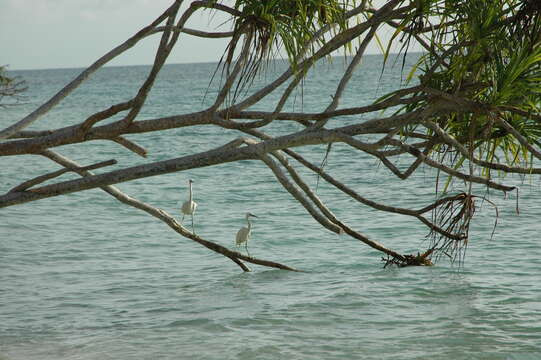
[1,0,409,71]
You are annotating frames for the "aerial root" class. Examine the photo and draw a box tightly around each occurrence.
[382,248,435,268]
[426,192,495,265]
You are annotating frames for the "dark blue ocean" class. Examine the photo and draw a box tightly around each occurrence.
[1,56,540,359]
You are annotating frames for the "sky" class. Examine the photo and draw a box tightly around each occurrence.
[0,0,411,71]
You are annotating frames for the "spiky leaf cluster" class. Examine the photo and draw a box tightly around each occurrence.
[389,0,541,171]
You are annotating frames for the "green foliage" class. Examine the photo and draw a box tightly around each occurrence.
[0,66,27,107]
[390,0,541,171]
[230,0,353,65]
[213,0,363,105]
[222,0,541,174]
[0,66,11,86]
[217,0,360,98]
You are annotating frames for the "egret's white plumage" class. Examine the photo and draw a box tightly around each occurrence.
[236,212,257,255]
[181,179,197,232]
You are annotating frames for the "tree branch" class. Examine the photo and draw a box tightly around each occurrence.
[0,1,181,140]
[8,159,116,193]
[112,136,148,158]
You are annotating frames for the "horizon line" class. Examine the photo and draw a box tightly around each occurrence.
[6,51,425,72]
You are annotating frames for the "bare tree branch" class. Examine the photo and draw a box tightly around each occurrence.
[8,159,116,193]
[0,1,182,140]
[112,136,148,158]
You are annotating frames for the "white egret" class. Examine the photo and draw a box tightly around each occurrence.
[181,179,198,233]
[236,212,258,256]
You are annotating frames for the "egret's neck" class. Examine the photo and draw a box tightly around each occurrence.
[246,216,252,230]
[188,182,193,201]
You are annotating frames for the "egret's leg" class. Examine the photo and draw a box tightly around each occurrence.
[191,214,195,234]
[181,214,185,224]
[245,242,250,257]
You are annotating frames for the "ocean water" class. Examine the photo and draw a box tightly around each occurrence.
[1,56,540,359]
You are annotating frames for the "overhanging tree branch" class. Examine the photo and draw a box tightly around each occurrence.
[3,0,540,269]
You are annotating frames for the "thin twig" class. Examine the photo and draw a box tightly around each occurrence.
[112,136,148,158]
[8,159,116,193]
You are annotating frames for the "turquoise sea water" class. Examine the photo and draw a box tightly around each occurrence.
[1,56,541,359]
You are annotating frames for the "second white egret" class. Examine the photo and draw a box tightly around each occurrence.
[236,212,258,256]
